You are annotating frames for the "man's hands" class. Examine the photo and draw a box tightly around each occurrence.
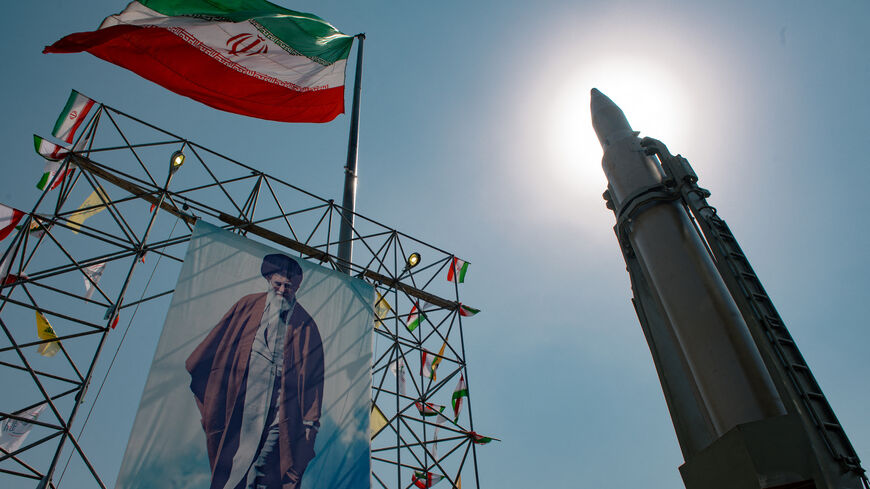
[303,420,319,441]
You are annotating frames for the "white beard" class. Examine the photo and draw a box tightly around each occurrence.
[266,289,291,312]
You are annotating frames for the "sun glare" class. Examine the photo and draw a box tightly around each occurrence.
[543,55,689,193]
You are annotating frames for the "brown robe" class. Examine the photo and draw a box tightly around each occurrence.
[185,292,324,489]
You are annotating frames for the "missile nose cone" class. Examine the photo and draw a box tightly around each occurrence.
[590,88,634,150]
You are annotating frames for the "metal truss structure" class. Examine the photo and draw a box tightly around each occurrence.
[0,100,486,489]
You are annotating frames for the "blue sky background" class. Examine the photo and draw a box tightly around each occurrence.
[1,1,868,488]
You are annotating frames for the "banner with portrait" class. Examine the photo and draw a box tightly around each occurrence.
[116,221,373,489]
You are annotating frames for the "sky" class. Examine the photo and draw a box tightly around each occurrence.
[2,1,869,488]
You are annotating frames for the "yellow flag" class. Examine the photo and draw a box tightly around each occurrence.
[370,402,388,439]
[36,311,61,357]
[68,187,109,233]
[374,291,392,329]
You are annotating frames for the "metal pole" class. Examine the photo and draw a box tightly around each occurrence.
[37,158,182,489]
[337,33,365,274]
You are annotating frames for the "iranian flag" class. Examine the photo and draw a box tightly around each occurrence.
[45,0,353,123]
[34,154,76,191]
[451,374,468,420]
[464,431,498,445]
[51,90,96,144]
[412,471,445,489]
[414,401,447,419]
[406,303,426,332]
[414,401,450,425]
[34,135,70,162]
[0,204,25,242]
[458,303,479,317]
[447,257,469,283]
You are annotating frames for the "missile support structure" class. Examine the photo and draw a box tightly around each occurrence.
[591,89,867,489]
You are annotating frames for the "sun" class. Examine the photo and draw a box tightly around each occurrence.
[543,55,690,193]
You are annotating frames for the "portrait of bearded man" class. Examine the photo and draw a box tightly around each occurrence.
[185,253,325,489]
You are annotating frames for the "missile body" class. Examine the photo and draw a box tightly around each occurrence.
[591,89,785,445]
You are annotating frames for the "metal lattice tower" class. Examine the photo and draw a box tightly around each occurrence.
[0,99,487,489]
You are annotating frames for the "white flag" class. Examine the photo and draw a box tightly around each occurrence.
[389,358,407,396]
[0,404,46,453]
[83,262,106,300]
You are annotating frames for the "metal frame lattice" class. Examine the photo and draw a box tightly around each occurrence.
[0,99,484,489]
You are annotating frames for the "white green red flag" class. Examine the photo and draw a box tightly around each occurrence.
[458,303,479,317]
[412,471,445,488]
[0,403,47,453]
[51,90,96,144]
[45,0,353,123]
[83,262,107,300]
[447,257,469,283]
[34,135,70,162]
[415,401,449,424]
[421,342,447,380]
[36,311,61,357]
[452,375,468,420]
[36,159,76,192]
[0,204,25,242]
[464,430,498,445]
[406,303,426,332]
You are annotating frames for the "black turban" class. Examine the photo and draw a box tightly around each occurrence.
[260,254,303,292]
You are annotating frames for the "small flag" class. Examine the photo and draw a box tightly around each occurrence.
[374,291,392,329]
[407,303,426,332]
[452,375,468,420]
[36,311,61,357]
[0,204,25,241]
[0,403,47,452]
[68,187,109,233]
[458,304,480,317]
[415,401,449,424]
[464,431,499,445]
[15,217,48,240]
[34,131,88,190]
[52,90,96,144]
[447,257,469,283]
[412,471,445,489]
[422,342,447,380]
[370,403,389,439]
[83,262,106,300]
[389,358,406,396]
[33,135,69,162]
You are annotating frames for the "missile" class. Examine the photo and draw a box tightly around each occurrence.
[591,88,785,444]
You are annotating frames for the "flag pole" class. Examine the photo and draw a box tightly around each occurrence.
[337,33,365,274]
